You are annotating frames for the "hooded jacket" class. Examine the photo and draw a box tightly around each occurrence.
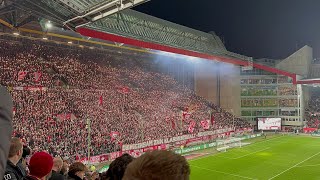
[0,86,13,178]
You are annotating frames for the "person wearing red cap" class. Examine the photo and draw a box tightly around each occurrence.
[23,152,53,180]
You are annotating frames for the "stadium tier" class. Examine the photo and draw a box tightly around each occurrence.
[0,38,251,159]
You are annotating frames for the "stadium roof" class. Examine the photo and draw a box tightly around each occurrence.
[0,0,298,84]
[296,78,320,85]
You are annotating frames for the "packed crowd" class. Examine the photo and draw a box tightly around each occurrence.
[305,91,320,128]
[0,39,251,160]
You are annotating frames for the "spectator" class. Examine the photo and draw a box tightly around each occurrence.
[0,85,13,178]
[24,152,54,180]
[4,137,24,180]
[17,145,31,177]
[60,160,69,176]
[49,157,65,180]
[123,150,190,180]
[67,162,88,180]
[106,154,134,180]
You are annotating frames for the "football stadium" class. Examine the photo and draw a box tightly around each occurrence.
[0,0,319,180]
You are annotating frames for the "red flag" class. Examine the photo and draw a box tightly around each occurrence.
[200,120,210,130]
[188,120,196,133]
[171,119,176,130]
[18,71,27,81]
[34,72,42,82]
[118,86,130,94]
[99,95,103,105]
[182,111,191,120]
[211,114,215,125]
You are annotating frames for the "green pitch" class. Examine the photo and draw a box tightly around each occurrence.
[189,135,320,180]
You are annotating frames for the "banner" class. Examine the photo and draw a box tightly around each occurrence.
[122,128,234,151]
[303,128,317,133]
[200,120,210,130]
[110,151,122,161]
[13,86,47,91]
[188,120,196,133]
[175,134,261,154]
[18,71,27,81]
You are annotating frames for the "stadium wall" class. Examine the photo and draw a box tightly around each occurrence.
[310,64,320,78]
[276,45,313,77]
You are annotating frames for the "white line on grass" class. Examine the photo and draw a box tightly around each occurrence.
[232,147,271,159]
[296,163,320,168]
[268,151,320,180]
[191,165,257,180]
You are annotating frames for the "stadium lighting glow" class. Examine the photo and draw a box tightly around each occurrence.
[89,47,94,49]
[68,41,73,44]
[13,32,19,36]
[42,37,48,40]
[79,45,84,48]
[45,21,53,29]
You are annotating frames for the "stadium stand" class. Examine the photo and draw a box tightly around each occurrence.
[0,39,251,160]
[305,91,320,128]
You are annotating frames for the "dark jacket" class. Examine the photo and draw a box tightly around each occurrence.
[22,175,37,180]
[66,172,82,180]
[4,160,25,180]
[17,161,27,177]
[49,170,65,180]
[0,86,13,178]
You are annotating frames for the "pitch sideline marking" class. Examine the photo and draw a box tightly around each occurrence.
[268,151,320,180]
[191,165,258,180]
[296,163,320,168]
[232,147,271,159]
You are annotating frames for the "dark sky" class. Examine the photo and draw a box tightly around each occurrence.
[134,0,320,59]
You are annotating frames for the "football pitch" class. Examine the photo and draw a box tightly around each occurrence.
[189,135,320,180]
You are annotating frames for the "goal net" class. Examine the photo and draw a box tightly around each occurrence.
[216,137,242,152]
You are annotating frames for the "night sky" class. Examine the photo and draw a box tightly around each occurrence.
[134,0,320,59]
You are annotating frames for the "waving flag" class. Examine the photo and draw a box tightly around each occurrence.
[18,71,27,81]
[188,120,196,133]
[200,120,210,130]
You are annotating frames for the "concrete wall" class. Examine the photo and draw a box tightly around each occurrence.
[194,61,241,117]
[276,46,313,77]
[310,64,320,78]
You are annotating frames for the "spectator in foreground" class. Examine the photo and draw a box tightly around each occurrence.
[60,160,69,176]
[106,154,134,180]
[4,137,24,180]
[123,150,190,180]
[49,157,65,180]
[24,152,54,180]
[0,85,13,178]
[17,145,31,177]
[67,162,88,180]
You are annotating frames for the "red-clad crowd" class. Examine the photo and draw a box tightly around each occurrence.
[305,91,320,128]
[0,39,251,160]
